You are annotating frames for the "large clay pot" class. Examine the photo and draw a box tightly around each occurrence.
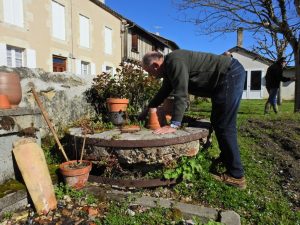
[0,72,22,108]
[60,160,92,189]
[0,94,11,109]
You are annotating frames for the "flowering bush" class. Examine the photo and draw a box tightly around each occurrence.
[85,63,161,121]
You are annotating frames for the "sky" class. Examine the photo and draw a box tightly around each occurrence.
[105,0,255,55]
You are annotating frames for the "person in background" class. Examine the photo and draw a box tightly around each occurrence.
[265,57,296,114]
[139,50,247,189]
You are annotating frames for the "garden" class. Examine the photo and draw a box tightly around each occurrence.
[0,63,299,224]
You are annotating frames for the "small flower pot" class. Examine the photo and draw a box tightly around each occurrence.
[106,98,129,112]
[60,160,92,189]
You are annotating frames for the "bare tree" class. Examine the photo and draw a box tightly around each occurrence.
[174,0,300,111]
[253,31,292,60]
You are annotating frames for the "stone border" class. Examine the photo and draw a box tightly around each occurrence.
[84,186,241,225]
[0,184,240,225]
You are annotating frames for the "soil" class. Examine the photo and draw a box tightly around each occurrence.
[63,161,91,170]
[240,118,300,209]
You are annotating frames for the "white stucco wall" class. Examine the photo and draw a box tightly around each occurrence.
[232,52,295,100]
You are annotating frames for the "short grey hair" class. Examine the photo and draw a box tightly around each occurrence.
[142,51,164,67]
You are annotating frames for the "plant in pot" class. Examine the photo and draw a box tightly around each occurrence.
[85,63,161,127]
[31,87,92,190]
[59,125,92,190]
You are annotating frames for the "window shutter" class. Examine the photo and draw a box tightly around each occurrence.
[0,43,7,66]
[75,59,81,75]
[132,34,138,52]
[104,27,112,54]
[26,49,36,68]
[91,63,96,75]
[79,15,90,48]
[51,1,65,40]
[15,0,24,27]
[102,64,106,72]
[3,0,14,24]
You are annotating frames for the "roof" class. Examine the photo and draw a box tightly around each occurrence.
[228,46,274,65]
[228,46,295,70]
[89,0,179,50]
[150,33,180,50]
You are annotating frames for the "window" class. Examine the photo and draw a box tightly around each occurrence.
[53,55,67,72]
[104,27,112,54]
[7,46,24,67]
[3,0,24,27]
[250,71,262,90]
[81,61,90,75]
[79,15,90,48]
[131,33,138,52]
[51,1,65,40]
[105,66,113,75]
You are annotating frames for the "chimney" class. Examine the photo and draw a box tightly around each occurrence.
[237,27,243,47]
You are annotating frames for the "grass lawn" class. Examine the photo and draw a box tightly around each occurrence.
[177,99,300,225]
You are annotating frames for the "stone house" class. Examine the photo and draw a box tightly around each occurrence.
[0,0,178,78]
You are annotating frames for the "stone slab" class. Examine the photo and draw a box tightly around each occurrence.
[69,126,209,165]
[0,190,28,216]
[83,186,240,225]
[0,108,42,184]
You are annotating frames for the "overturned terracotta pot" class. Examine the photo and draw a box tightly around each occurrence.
[147,108,161,130]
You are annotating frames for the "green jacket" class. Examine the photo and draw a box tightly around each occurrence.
[148,49,231,122]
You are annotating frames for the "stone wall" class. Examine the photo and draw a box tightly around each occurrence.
[0,66,96,136]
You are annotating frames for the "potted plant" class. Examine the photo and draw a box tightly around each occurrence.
[85,63,161,125]
[60,125,92,190]
[31,87,92,190]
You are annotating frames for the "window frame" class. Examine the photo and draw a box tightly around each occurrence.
[6,45,24,67]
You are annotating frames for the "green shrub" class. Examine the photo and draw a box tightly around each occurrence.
[85,63,161,121]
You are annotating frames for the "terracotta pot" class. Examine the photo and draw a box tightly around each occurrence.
[147,108,161,130]
[106,98,129,112]
[13,138,57,214]
[60,160,92,189]
[0,94,11,109]
[0,72,22,108]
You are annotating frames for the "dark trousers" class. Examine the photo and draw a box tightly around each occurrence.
[210,58,246,178]
[266,87,279,106]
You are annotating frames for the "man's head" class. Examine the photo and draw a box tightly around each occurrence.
[142,51,164,78]
[277,57,287,67]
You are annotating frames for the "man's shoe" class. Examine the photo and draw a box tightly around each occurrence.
[211,173,247,189]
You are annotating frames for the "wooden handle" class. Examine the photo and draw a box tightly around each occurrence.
[31,87,69,162]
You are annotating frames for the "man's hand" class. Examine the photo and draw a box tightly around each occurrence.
[291,77,296,81]
[153,125,177,134]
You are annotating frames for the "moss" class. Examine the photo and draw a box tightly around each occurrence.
[0,179,25,198]
[48,164,60,184]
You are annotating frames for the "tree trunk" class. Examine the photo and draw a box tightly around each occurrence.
[277,85,282,105]
[294,44,300,112]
